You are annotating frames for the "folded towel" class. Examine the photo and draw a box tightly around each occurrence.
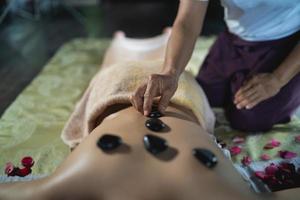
[61,60,215,148]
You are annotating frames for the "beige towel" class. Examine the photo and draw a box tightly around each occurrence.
[61,60,215,148]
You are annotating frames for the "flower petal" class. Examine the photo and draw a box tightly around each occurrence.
[229,146,242,156]
[21,156,34,168]
[265,163,278,176]
[295,135,300,143]
[263,143,274,149]
[260,154,271,161]
[4,162,14,175]
[278,150,297,159]
[241,156,252,166]
[254,171,266,180]
[16,167,32,177]
[270,139,281,147]
[264,139,281,149]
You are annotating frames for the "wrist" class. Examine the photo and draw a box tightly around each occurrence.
[272,72,286,88]
[161,66,181,80]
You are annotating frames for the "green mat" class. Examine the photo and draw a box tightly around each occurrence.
[0,37,299,177]
[0,39,110,175]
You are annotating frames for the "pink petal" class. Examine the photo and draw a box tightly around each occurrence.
[4,162,14,175]
[241,156,252,166]
[265,163,278,175]
[295,135,300,143]
[264,139,281,149]
[232,136,245,144]
[229,146,242,156]
[254,171,266,180]
[278,150,297,159]
[270,139,281,147]
[260,154,271,161]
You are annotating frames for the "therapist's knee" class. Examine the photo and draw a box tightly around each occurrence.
[226,108,274,132]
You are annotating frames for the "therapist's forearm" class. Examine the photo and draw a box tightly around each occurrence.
[273,43,300,87]
[162,1,208,79]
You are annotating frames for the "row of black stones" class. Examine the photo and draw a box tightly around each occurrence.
[97,107,218,168]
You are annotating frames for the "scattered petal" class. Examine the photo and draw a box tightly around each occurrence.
[278,162,296,174]
[264,139,281,149]
[270,139,281,147]
[232,136,245,144]
[241,156,252,166]
[263,143,274,149]
[254,171,266,180]
[229,146,242,156]
[4,162,15,176]
[254,162,300,192]
[16,167,32,177]
[260,154,271,161]
[295,135,300,143]
[278,150,297,159]
[265,163,278,176]
[21,156,34,168]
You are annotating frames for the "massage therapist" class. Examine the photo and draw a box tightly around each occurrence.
[130,0,300,132]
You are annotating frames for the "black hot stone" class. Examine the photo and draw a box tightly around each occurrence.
[148,110,163,118]
[97,134,122,151]
[143,134,168,155]
[145,118,166,132]
[193,148,218,169]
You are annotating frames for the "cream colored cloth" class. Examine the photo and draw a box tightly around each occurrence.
[61,60,215,148]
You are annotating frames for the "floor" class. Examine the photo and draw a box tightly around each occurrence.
[0,1,225,117]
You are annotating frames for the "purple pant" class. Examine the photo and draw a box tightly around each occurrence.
[196,30,300,132]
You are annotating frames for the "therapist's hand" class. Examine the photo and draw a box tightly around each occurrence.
[234,73,282,109]
[130,73,178,116]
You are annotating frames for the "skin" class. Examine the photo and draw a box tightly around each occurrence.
[131,0,300,117]
[0,106,299,200]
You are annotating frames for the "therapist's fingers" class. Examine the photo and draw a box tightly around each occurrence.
[131,84,147,113]
[235,77,257,99]
[234,85,257,105]
[143,79,157,116]
[158,91,173,114]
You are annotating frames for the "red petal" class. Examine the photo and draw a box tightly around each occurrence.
[254,171,266,180]
[232,136,245,144]
[241,156,252,166]
[260,154,271,161]
[229,146,242,156]
[265,163,278,176]
[278,150,297,159]
[295,135,300,143]
[21,156,34,168]
[263,143,274,150]
[16,167,32,177]
[264,139,281,149]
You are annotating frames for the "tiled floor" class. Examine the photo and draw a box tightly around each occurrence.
[0,2,225,117]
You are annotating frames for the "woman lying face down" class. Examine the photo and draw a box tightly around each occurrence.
[0,104,260,200]
[1,105,299,200]
[0,31,299,200]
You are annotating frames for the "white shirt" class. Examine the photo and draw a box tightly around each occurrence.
[220,0,300,41]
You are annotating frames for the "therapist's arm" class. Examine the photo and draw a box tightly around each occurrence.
[162,0,208,78]
[130,0,209,115]
[234,43,300,109]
